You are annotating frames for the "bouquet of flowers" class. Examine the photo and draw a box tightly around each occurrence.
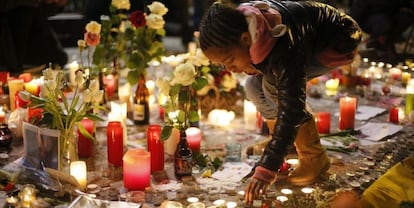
[93,0,168,85]
[19,66,105,162]
[156,62,208,140]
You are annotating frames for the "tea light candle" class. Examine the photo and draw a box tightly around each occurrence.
[213,199,226,206]
[286,158,299,168]
[208,109,236,127]
[339,96,357,130]
[316,112,331,134]
[70,161,87,189]
[123,149,151,190]
[276,196,288,203]
[301,187,315,194]
[185,127,202,152]
[325,78,339,94]
[226,201,237,208]
[281,188,293,195]
[187,197,199,203]
[244,100,257,131]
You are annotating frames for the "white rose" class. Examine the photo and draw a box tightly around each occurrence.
[156,77,171,96]
[89,79,99,93]
[82,89,92,103]
[40,86,49,98]
[173,62,196,86]
[43,68,54,80]
[147,1,168,16]
[85,21,101,34]
[75,71,84,86]
[111,0,130,10]
[45,80,57,90]
[192,49,210,66]
[221,73,237,92]
[197,74,214,96]
[145,14,165,30]
[92,90,104,103]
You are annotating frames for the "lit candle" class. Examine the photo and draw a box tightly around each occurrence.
[107,121,124,167]
[118,83,132,113]
[188,42,197,56]
[0,107,5,123]
[185,127,202,152]
[244,100,257,131]
[402,72,411,86]
[325,78,339,91]
[103,74,116,99]
[237,191,245,200]
[24,79,41,96]
[316,112,331,134]
[68,61,79,87]
[301,187,315,194]
[20,184,36,208]
[276,196,288,203]
[213,199,226,206]
[108,102,127,147]
[281,188,293,195]
[7,78,24,111]
[208,109,235,127]
[70,161,87,189]
[389,107,399,124]
[226,201,237,208]
[389,67,402,80]
[147,125,164,172]
[339,96,357,130]
[187,197,199,203]
[77,118,95,158]
[123,149,151,190]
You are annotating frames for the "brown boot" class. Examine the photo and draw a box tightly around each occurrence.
[246,120,276,156]
[287,118,330,186]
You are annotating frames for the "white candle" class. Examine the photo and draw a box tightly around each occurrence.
[244,100,257,131]
[208,109,235,126]
[70,161,87,189]
[118,83,131,112]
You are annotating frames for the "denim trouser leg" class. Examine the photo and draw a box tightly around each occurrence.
[244,74,278,120]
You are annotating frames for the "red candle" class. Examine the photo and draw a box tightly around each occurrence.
[104,74,116,99]
[123,149,150,190]
[107,121,124,167]
[316,112,331,134]
[147,124,164,172]
[185,127,202,152]
[339,97,357,130]
[77,118,95,158]
[279,161,290,173]
[389,107,399,124]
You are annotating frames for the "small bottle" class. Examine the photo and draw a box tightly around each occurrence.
[174,130,193,180]
[133,74,149,125]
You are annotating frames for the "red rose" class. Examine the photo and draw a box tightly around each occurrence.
[84,32,100,46]
[129,10,146,28]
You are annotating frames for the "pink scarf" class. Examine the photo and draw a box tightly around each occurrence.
[238,4,282,64]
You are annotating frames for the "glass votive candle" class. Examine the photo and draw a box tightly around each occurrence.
[237,190,245,200]
[276,195,288,203]
[301,187,315,194]
[226,201,238,208]
[213,199,226,206]
[281,188,293,195]
[187,197,199,204]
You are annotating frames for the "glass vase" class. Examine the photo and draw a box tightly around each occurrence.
[60,127,79,172]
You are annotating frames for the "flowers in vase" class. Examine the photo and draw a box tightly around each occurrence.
[19,66,105,156]
[156,62,208,140]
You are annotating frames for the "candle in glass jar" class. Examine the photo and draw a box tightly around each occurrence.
[147,124,164,172]
[70,161,87,189]
[389,67,402,80]
[339,97,357,130]
[389,107,399,124]
[104,74,116,99]
[185,127,202,152]
[244,100,257,131]
[316,112,331,134]
[8,78,24,111]
[77,118,95,158]
[401,72,411,85]
[107,121,124,167]
[123,149,150,190]
[325,78,339,91]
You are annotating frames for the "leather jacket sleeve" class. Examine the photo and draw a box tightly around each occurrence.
[255,0,361,172]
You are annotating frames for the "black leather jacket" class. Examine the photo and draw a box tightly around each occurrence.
[254,0,361,172]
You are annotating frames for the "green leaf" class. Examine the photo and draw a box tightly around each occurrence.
[77,123,95,141]
[161,125,173,141]
[156,28,166,36]
[188,111,199,122]
[192,77,208,90]
[177,110,186,123]
[169,85,181,97]
[178,88,189,103]
[127,70,139,85]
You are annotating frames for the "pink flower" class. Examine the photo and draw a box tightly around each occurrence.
[84,32,101,46]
